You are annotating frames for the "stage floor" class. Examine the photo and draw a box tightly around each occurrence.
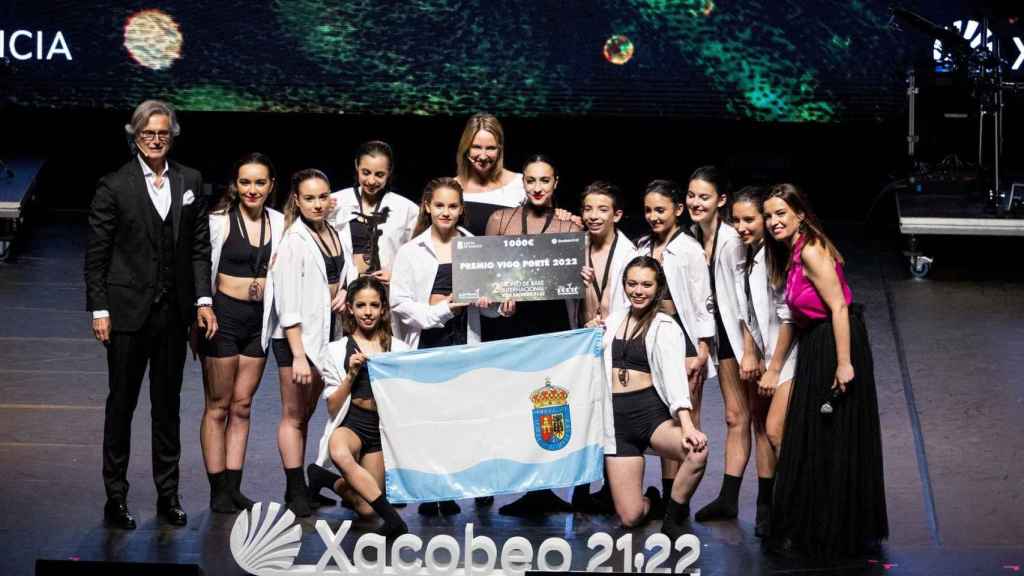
[1,219,1021,576]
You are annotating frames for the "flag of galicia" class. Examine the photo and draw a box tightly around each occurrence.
[367,328,611,503]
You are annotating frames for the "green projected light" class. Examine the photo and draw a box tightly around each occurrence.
[272,0,577,116]
[5,0,910,122]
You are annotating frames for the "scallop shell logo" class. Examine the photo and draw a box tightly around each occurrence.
[230,502,302,574]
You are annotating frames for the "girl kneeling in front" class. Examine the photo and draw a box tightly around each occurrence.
[308,276,408,537]
[592,256,709,538]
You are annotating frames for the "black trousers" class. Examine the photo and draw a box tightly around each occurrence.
[102,298,187,502]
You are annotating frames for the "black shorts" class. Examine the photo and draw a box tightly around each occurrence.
[340,403,382,455]
[203,292,265,358]
[714,311,734,361]
[611,386,672,457]
[419,311,467,349]
[271,338,313,367]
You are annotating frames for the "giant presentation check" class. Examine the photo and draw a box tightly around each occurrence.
[452,232,585,302]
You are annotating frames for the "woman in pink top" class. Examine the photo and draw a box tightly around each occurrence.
[762,183,887,561]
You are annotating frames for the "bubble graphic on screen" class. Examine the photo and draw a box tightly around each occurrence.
[123,9,183,71]
[603,35,635,65]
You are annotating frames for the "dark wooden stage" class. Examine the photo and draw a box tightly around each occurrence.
[1,218,1022,576]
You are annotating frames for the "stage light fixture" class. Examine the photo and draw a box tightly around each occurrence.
[933,19,994,69]
[123,9,183,71]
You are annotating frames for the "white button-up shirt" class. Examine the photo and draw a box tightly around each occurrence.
[139,154,171,220]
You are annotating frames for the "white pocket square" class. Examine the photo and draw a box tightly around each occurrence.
[183,190,195,206]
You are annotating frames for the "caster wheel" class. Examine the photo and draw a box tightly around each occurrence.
[909,256,932,279]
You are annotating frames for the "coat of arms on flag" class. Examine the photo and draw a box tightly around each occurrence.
[531,378,571,451]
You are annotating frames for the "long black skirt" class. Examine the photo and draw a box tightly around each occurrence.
[770,303,888,560]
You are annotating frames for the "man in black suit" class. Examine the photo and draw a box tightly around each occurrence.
[84,100,218,529]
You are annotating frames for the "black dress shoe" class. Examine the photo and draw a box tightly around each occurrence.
[157,496,188,526]
[103,500,137,530]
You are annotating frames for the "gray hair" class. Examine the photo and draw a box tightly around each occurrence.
[124,99,181,138]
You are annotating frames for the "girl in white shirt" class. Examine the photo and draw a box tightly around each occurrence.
[270,169,349,517]
[201,153,284,514]
[590,256,708,538]
[731,185,797,537]
[307,276,410,537]
[390,177,508,350]
[328,140,419,285]
[389,177,509,515]
[685,166,750,524]
[635,180,716,507]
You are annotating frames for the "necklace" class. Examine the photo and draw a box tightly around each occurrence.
[618,314,633,387]
[311,222,343,282]
[648,226,685,260]
[520,203,555,235]
[588,231,619,306]
[500,204,555,235]
[235,206,269,301]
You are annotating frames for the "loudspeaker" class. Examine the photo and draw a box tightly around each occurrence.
[36,559,203,575]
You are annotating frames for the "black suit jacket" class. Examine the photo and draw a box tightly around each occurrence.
[84,157,212,332]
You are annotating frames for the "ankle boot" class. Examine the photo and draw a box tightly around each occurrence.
[283,467,312,518]
[369,494,408,538]
[644,486,664,520]
[307,463,342,498]
[755,476,774,538]
[208,471,237,513]
[225,469,254,510]
[571,484,595,512]
[662,497,690,541]
[694,474,741,522]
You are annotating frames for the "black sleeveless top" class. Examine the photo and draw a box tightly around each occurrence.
[311,226,345,284]
[612,336,651,373]
[431,263,453,295]
[218,211,271,278]
[323,253,345,284]
[420,264,466,349]
[350,218,372,254]
[345,338,373,400]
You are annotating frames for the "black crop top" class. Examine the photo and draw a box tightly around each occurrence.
[431,263,453,295]
[219,212,271,278]
[324,253,345,284]
[612,337,651,373]
[350,218,372,254]
[345,338,373,400]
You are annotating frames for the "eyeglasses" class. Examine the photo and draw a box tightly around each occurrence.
[138,130,171,142]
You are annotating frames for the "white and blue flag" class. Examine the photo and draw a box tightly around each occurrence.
[367,327,611,503]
